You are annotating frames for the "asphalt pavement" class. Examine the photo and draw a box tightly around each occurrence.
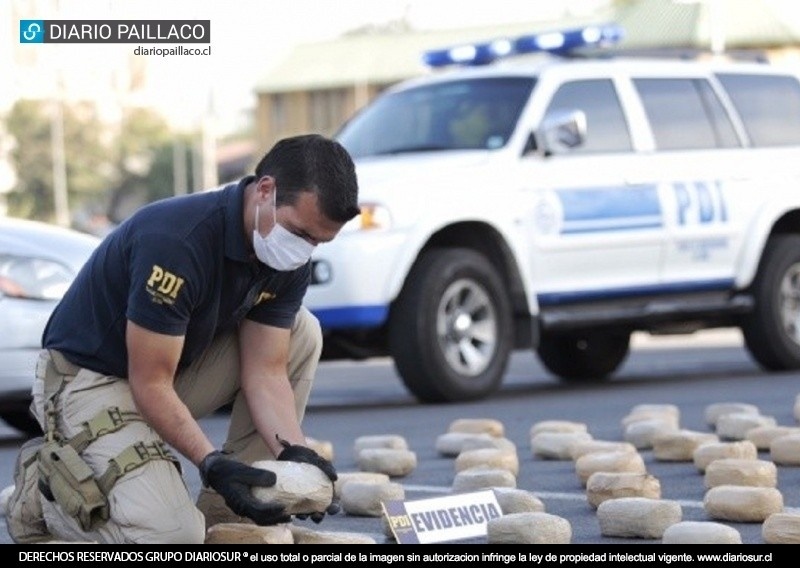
[0,330,798,545]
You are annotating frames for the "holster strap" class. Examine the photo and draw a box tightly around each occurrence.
[69,407,142,453]
[97,441,180,495]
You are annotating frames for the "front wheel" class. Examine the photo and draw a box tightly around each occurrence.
[388,248,513,403]
[536,330,631,382]
[741,234,800,370]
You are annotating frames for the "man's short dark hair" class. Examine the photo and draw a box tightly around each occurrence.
[254,134,360,223]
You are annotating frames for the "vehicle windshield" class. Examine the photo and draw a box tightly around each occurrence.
[337,77,536,158]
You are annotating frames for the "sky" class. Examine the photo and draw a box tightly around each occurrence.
[5,0,609,134]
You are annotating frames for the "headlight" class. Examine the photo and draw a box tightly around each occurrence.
[0,253,74,300]
[342,203,393,233]
[311,260,332,284]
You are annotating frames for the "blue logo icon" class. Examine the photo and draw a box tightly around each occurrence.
[20,20,45,43]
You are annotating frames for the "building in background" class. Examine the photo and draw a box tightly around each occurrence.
[4,0,799,218]
[253,0,800,149]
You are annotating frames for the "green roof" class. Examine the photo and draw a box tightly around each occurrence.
[255,16,610,93]
[615,0,800,50]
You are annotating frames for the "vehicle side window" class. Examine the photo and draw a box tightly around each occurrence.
[716,73,800,147]
[544,79,632,153]
[633,78,739,150]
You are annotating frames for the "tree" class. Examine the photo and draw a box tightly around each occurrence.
[5,100,53,219]
[4,99,110,222]
[106,108,194,223]
[4,101,202,227]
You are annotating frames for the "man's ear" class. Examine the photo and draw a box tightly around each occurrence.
[254,176,276,201]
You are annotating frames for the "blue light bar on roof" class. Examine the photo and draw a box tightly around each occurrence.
[422,23,624,68]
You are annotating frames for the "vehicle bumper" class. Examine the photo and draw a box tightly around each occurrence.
[305,231,408,330]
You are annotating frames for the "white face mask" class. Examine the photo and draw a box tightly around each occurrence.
[252,190,316,271]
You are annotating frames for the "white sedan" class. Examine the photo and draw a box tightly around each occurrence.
[0,216,99,437]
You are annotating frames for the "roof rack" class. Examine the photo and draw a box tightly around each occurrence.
[422,23,624,68]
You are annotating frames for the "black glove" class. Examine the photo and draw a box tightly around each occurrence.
[199,451,290,526]
[276,436,339,523]
[295,500,342,524]
[276,435,338,482]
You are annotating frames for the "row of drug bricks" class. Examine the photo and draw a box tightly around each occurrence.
[305,395,800,544]
[15,394,800,544]
[219,395,800,544]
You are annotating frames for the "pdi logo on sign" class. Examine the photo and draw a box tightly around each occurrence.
[20,20,45,43]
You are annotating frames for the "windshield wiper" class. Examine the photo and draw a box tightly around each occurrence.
[373,144,451,156]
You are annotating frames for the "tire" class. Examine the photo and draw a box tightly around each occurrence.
[1,409,42,438]
[537,330,631,382]
[741,234,800,370]
[388,248,513,403]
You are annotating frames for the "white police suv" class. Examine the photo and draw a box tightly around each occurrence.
[304,24,800,403]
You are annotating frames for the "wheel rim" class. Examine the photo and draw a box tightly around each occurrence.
[779,262,800,346]
[436,278,497,376]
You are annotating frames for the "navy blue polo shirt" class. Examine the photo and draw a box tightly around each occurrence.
[43,176,311,378]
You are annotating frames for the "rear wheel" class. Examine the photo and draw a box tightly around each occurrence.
[537,330,631,382]
[388,248,513,402]
[741,234,800,370]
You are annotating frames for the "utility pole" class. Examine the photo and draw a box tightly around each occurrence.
[673,0,726,57]
[200,89,218,190]
[708,0,726,56]
[51,72,69,227]
[173,140,188,196]
[49,0,69,226]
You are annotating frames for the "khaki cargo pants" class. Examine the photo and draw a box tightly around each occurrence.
[21,307,321,544]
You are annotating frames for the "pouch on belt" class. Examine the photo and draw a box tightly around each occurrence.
[37,440,109,532]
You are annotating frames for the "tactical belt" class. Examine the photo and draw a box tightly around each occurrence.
[38,352,180,531]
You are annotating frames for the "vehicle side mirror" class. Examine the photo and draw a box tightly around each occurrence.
[522,132,538,156]
[535,109,587,156]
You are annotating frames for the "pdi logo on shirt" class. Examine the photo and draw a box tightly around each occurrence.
[20,20,45,43]
[146,265,185,305]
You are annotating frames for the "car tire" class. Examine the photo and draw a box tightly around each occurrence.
[388,248,513,403]
[1,410,42,438]
[537,330,630,382]
[741,234,800,370]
